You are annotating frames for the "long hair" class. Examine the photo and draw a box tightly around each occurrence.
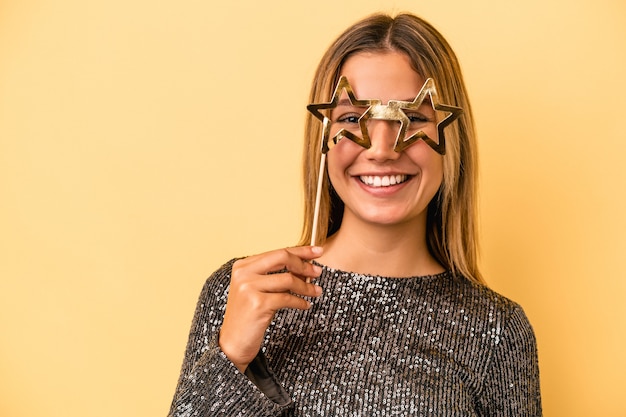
[298,13,483,284]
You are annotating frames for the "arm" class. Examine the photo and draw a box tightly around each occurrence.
[167,260,287,417]
[476,306,542,417]
[168,247,324,417]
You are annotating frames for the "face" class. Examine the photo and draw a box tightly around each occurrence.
[327,51,444,230]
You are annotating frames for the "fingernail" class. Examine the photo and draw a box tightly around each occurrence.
[311,246,323,255]
[314,285,323,296]
[313,264,322,274]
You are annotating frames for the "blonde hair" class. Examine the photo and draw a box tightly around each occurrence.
[298,13,483,284]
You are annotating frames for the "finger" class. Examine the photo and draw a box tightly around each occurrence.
[266,292,315,311]
[238,246,324,277]
[284,260,323,282]
[282,247,324,278]
[258,273,323,297]
[284,245,324,261]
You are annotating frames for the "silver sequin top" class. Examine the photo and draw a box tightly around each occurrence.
[168,259,541,416]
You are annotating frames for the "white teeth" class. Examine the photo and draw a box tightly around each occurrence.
[359,175,408,187]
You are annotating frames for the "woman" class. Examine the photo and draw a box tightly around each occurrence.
[168,13,541,416]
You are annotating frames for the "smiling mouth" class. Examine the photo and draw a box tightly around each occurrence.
[359,174,410,187]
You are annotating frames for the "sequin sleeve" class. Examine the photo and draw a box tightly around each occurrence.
[476,305,542,416]
[167,259,293,417]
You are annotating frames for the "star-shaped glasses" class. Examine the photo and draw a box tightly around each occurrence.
[307,76,462,155]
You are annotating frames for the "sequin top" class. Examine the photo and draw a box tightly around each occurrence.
[168,259,541,416]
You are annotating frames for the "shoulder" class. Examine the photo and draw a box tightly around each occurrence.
[205,258,238,285]
[195,258,239,305]
[442,274,536,338]
[451,275,521,313]
[185,258,240,334]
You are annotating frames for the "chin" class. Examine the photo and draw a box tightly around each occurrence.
[358,211,422,228]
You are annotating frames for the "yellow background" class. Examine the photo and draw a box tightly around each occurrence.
[1,0,625,416]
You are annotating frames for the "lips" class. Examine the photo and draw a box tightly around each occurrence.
[358,174,409,187]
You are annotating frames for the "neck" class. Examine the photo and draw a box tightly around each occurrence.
[318,214,444,278]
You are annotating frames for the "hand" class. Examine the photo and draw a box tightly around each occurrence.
[219,246,324,373]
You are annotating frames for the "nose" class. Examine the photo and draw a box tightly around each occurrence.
[364,119,401,161]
